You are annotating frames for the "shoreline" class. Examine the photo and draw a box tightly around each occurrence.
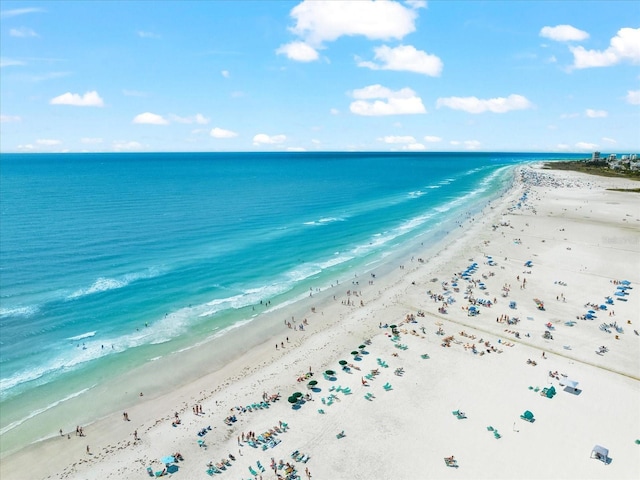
[0,163,515,458]
[2,165,639,480]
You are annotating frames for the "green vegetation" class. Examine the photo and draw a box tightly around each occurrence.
[543,160,640,181]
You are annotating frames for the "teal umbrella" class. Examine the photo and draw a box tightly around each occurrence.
[308,380,318,386]
[338,360,348,366]
[325,370,335,375]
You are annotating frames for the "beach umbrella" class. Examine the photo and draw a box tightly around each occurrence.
[351,351,359,356]
[621,280,630,285]
[359,345,366,349]
[338,360,348,366]
[287,396,298,404]
[161,456,175,465]
[389,325,397,329]
[588,310,595,314]
[292,391,303,398]
[308,380,318,387]
[325,370,335,376]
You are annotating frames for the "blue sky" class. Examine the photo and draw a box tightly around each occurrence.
[1,0,638,153]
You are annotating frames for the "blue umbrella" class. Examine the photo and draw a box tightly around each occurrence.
[621,280,630,285]
[161,456,175,465]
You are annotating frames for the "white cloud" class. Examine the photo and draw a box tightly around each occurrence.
[170,113,210,124]
[221,70,230,78]
[626,89,640,105]
[350,84,426,116]
[0,114,22,123]
[276,41,319,62]
[137,31,160,39]
[585,109,607,118]
[50,90,104,107]
[602,137,617,144]
[253,133,286,145]
[575,141,598,150]
[113,141,144,151]
[210,127,238,139]
[450,140,481,150]
[378,135,416,144]
[556,144,570,150]
[423,135,442,143]
[287,0,417,46]
[402,143,426,151]
[80,137,103,144]
[358,44,443,76]
[17,144,36,151]
[286,147,307,152]
[570,27,640,69]
[330,108,339,115]
[9,27,38,38]
[436,94,533,114]
[1,57,26,68]
[36,139,61,146]
[133,112,169,125]
[560,112,580,119]
[539,25,589,42]
[405,0,427,8]
[0,7,43,18]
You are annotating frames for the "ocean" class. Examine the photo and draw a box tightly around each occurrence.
[0,151,583,453]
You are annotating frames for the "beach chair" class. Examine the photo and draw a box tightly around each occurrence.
[342,387,352,395]
[493,430,501,439]
[257,461,265,472]
[520,410,535,422]
[205,468,216,476]
[248,466,259,476]
[198,439,206,448]
[444,457,459,468]
[318,408,325,414]
[486,426,494,431]
[421,353,430,359]
[383,382,392,391]
[452,410,467,419]
[147,467,154,477]
[336,430,346,439]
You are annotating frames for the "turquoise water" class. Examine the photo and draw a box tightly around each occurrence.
[0,151,582,446]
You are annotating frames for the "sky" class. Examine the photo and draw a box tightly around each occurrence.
[0,0,639,153]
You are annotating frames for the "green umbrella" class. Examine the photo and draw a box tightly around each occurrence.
[287,396,298,404]
[338,360,348,366]
[351,351,359,355]
[359,345,366,349]
[325,370,335,375]
[389,325,397,329]
[292,391,303,398]
[308,380,318,386]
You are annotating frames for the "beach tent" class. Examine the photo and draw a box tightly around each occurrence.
[590,445,609,463]
[562,379,579,393]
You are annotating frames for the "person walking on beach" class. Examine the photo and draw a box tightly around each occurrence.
[86,445,90,455]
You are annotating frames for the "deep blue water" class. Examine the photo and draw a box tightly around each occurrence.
[0,151,583,438]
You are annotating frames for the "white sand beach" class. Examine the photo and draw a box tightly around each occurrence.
[1,165,638,480]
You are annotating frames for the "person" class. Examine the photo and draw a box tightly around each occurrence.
[86,445,90,454]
